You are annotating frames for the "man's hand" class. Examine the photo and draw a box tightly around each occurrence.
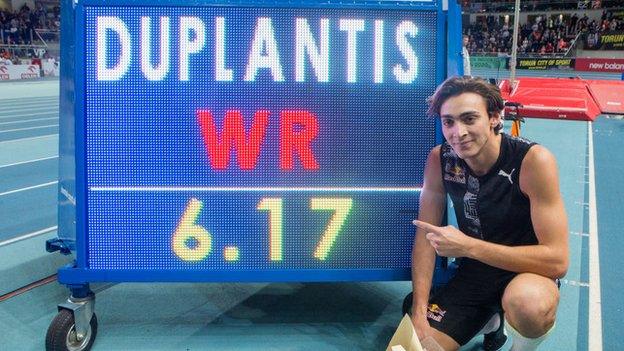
[410,311,434,341]
[413,220,476,258]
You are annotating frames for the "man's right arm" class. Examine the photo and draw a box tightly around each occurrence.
[411,146,447,337]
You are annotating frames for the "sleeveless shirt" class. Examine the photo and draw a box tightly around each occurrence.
[440,133,538,284]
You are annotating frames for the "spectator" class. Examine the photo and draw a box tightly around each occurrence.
[557,37,568,51]
[462,34,471,76]
[609,18,618,30]
[1,50,14,65]
[571,13,579,30]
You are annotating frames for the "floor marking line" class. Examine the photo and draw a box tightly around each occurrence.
[0,124,59,133]
[0,111,58,120]
[588,121,603,351]
[0,96,57,102]
[0,105,59,114]
[0,274,58,302]
[560,279,590,287]
[0,101,58,108]
[0,226,58,248]
[0,117,59,126]
[0,181,58,197]
[0,155,58,169]
[0,134,58,143]
[0,102,58,110]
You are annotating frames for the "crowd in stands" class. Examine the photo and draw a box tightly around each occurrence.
[1,2,60,46]
[464,9,624,55]
[468,0,624,13]
[1,48,20,64]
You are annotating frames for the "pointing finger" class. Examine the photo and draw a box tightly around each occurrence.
[412,220,441,233]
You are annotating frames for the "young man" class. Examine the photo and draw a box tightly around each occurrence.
[410,76,569,351]
[462,35,471,76]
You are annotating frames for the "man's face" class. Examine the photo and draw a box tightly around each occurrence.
[463,36,469,46]
[440,92,500,160]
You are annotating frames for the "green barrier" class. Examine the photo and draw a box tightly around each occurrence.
[471,56,507,69]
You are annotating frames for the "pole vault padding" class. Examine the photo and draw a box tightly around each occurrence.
[498,77,602,121]
[586,80,624,115]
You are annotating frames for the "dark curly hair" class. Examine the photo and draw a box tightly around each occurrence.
[427,76,504,133]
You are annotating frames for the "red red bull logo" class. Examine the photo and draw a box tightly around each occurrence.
[426,303,446,322]
[443,161,466,184]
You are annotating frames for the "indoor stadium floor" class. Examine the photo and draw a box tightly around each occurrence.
[0,72,622,350]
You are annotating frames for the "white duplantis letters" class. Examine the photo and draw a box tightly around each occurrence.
[95,16,419,83]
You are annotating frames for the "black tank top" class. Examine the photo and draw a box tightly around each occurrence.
[440,133,538,284]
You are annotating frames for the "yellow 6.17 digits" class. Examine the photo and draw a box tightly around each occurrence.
[172,197,353,262]
[171,198,213,262]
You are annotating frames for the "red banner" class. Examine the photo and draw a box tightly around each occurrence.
[0,64,41,80]
[575,58,624,73]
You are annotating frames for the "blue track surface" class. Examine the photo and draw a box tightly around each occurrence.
[592,117,624,351]
[0,95,58,242]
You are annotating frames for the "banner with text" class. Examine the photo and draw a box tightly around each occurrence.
[584,30,624,50]
[575,58,624,72]
[0,64,42,80]
[511,58,575,70]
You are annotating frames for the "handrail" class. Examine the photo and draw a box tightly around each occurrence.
[34,28,60,47]
[564,32,582,57]
[0,44,48,50]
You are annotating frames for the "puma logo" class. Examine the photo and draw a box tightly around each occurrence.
[498,168,515,184]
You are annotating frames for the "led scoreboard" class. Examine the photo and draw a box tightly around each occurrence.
[55,0,462,283]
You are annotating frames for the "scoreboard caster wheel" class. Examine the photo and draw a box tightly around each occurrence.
[45,309,98,351]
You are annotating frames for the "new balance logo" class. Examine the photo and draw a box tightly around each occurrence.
[498,168,515,184]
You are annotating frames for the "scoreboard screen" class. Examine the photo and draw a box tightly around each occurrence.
[77,4,442,278]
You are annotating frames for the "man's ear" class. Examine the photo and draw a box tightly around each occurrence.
[489,112,502,129]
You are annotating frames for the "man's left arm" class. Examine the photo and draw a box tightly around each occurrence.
[415,145,569,279]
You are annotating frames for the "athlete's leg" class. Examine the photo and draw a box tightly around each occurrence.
[427,328,460,351]
[505,318,555,351]
[501,273,559,349]
[425,297,496,350]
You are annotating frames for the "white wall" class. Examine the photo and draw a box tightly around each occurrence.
[577,49,624,58]
[0,0,11,11]
[10,0,36,11]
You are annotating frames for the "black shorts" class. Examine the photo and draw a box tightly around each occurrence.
[426,271,515,346]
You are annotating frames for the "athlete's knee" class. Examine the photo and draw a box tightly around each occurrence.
[505,298,555,336]
[502,284,557,337]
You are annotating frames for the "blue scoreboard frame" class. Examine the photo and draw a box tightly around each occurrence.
[54,0,463,287]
